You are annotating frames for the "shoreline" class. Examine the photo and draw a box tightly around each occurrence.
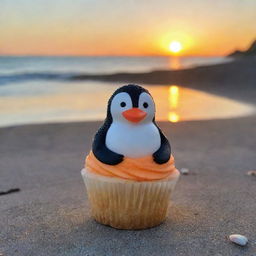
[0,57,255,128]
[2,57,254,103]
[70,57,255,85]
[71,57,256,104]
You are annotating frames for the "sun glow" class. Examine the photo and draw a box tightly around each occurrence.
[169,41,182,54]
[168,85,180,122]
[168,112,180,122]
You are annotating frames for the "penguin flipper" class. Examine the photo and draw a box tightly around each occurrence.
[153,128,171,164]
[92,124,124,165]
[93,145,124,165]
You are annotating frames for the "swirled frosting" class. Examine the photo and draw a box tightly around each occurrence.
[85,151,177,181]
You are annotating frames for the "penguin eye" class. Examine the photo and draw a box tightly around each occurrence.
[143,102,148,108]
[120,102,126,107]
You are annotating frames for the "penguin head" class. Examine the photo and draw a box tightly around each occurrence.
[107,84,156,124]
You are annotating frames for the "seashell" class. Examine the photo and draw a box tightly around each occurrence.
[180,168,189,175]
[247,170,256,176]
[229,234,248,246]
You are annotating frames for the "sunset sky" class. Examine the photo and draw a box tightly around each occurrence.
[0,0,255,56]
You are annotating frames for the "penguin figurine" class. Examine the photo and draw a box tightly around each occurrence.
[92,84,171,165]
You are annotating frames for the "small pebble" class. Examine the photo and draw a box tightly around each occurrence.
[229,234,248,246]
[247,170,256,176]
[180,168,189,175]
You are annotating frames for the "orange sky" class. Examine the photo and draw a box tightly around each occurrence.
[0,0,255,56]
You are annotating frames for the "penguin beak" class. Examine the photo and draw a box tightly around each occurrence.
[122,108,147,123]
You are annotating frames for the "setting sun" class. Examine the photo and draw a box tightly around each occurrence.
[169,41,182,53]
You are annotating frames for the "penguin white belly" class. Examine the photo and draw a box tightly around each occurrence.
[105,122,161,158]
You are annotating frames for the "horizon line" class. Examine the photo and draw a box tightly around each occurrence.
[0,54,225,58]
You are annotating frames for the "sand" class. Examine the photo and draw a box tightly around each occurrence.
[1,59,256,255]
[1,116,256,255]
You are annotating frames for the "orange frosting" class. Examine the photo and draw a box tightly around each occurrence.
[85,151,177,181]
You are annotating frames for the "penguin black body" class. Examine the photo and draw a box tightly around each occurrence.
[92,84,171,165]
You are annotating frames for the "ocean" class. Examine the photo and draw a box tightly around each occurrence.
[0,56,229,76]
[0,56,253,127]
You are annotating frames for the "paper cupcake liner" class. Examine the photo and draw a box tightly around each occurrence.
[81,168,180,230]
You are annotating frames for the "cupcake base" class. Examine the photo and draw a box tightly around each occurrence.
[81,168,180,230]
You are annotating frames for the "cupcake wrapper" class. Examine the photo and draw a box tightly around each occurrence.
[81,168,180,230]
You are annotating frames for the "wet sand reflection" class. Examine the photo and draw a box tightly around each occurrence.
[0,82,254,127]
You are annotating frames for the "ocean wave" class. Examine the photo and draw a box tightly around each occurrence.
[0,72,84,85]
[0,71,142,85]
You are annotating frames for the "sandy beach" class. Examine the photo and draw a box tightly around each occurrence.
[1,59,256,255]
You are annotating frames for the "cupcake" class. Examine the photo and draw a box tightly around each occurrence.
[81,84,180,229]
